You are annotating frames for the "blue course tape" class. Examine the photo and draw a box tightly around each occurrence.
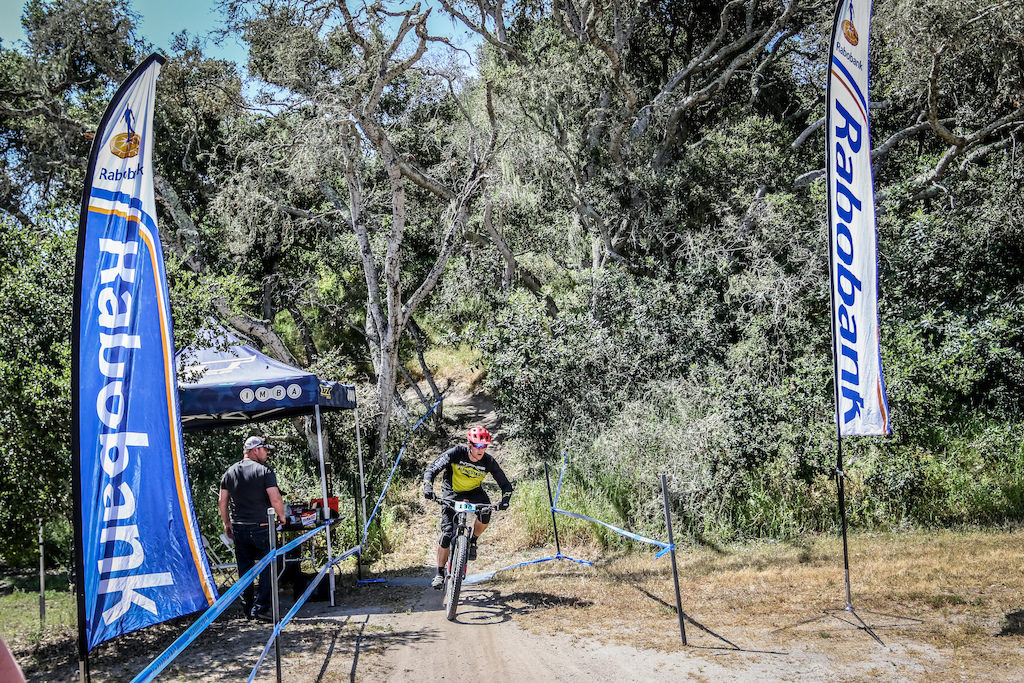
[247,544,360,683]
[497,553,594,573]
[553,451,568,508]
[278,519,335,556]
[131,550,272,683]
[134,523,344,683]
[464,553,594,584]
[552,508,670,551]
[362,399,441,547]
[655,544,676,559]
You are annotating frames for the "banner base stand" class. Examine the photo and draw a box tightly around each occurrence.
[771,604,922,646]
[829,605,884,646]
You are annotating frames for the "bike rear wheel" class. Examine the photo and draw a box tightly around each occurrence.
[445,534,468,621]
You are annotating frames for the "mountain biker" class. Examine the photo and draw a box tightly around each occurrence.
[424,425,513,589]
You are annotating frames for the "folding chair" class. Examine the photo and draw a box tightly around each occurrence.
[202,534,237,579]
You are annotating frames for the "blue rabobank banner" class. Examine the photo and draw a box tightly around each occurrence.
[826,0,890,436]
[72,54,217,651]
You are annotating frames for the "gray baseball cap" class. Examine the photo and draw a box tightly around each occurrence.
[244,436,274,452]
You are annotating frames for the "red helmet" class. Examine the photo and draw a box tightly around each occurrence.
[467,426,492,447]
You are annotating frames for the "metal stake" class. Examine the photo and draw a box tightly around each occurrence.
[353,474,363,582]
[544,463,562,556]
[38,518,45,627]
[268,509,282,683]
[355,405,368,574]
[660,475,686,646]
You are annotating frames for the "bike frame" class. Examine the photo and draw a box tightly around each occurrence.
[436,498,494,621]
[447,501,479,577]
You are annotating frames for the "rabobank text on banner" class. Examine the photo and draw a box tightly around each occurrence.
[72,54,217,650]
[826,0,890,436]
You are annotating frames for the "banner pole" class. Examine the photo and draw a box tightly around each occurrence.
[268,510,282,683]
[660,475,687,646]
[544,463,562,557]
[830,196,859,613]
[837,437,853,609]
[825,0,856,613]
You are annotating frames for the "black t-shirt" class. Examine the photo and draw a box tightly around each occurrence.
[424,445,514,496]
[220,458,279,525]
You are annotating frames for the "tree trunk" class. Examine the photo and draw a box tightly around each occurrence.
[407,317,443,421]
[375,338,401,464]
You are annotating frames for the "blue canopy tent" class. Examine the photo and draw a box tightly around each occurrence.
[176,331,357,431]
[175,329,366,602]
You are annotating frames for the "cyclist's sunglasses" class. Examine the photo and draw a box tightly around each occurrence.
[469,442,489,449]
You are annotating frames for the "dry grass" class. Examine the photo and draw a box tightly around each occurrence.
[464,530,1024,680]
[370,479,1024,680]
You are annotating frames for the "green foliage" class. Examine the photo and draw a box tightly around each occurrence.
[1,0,1023,565]
[869,423,1024,526]
[479,268,720,449]
[0,212,75,566]
[508,480,556,546]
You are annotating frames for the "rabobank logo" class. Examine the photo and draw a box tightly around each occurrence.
[842,1,859,46]
[110,108,141,159]
[842,19,858,46]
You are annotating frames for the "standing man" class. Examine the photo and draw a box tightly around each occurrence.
[424,426,513,589]
[219,435,286,621]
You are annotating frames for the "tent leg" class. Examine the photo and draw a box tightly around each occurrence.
[354,405,368,571]
[315,405,335,606]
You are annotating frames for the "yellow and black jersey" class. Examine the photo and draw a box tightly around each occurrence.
[424,445,514,496]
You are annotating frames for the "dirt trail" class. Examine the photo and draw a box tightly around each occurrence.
[293,582,711,682]
[238,387,727,681]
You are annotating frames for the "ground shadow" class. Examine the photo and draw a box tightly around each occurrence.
[771,606,925,647]
[444,587,594,626]
[312,630,339,683]
[630,585,787,655]
[997,610,1024,636]
[25,604,416,683]
[346,614,367,683]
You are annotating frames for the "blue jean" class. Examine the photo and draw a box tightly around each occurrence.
[233,524,273,613]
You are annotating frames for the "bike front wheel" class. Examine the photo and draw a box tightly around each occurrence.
[445,534,468,621]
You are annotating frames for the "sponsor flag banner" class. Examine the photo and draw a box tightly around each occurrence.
[72,53,217,651]
[826,0,890,436]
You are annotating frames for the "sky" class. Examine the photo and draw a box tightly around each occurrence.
[1,0,247,62]
[0,0,477,70]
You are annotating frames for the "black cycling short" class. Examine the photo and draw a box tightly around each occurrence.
[438,488,491,548]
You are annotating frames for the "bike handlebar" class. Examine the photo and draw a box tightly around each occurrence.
[431,498,499,513]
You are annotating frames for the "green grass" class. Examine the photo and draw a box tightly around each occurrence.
[507,478,654,552]
[0,572,77,650]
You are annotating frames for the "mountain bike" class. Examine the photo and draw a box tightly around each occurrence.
[435,498,495,621]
